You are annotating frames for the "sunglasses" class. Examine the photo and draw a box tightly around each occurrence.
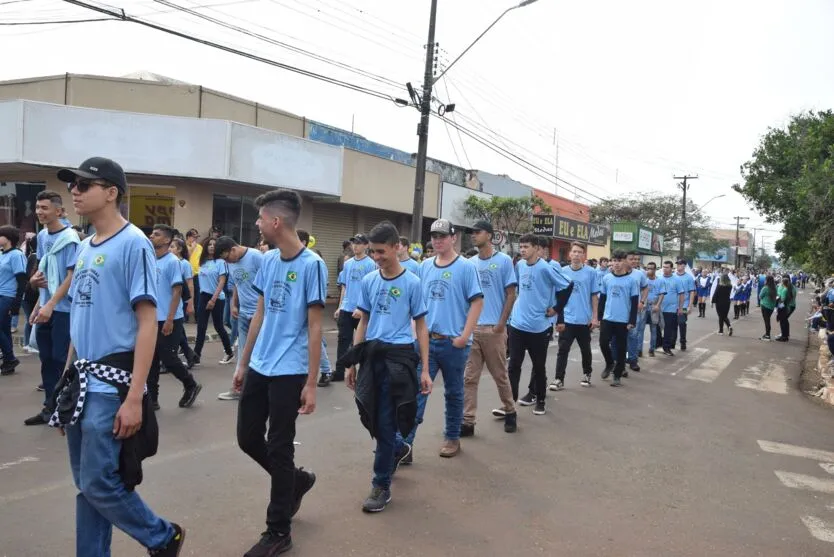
[68,179,111,193]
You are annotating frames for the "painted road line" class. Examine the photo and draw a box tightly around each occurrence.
[686,350,734,383]
[801,516,834,543]
[774,471,834,494]
[0,456,39,471]
[758,440,834,463]
[736,362,788,394]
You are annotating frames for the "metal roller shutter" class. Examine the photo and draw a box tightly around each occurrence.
[362,208,399,231]
[311,202,356,298]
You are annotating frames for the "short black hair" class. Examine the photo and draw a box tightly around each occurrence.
[399,236,410,248]
[342,240,351,249]
[425,241,433,250]
[663,260,674,268]
[215,236,238,258]
[519,233,538,245]
[599,257,609,263]
[36,190,63,206]
[152,223,175,241]
[465,248,479,257]
[626,250,640,257]
[367,220,399,246]
[646,261,657,269]
[297,229,310,246]
[0,225,20,247]
[611,250,627,260]
[255,189,302,227]
[537,236,550,248]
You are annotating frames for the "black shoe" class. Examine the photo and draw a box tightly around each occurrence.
[638,351,643,358]
[178,383,202,408]
[362,486,392,513]
[0,358,20,375]
[629,361,640,372]
[504,412,517,433]
[330,371,345,382]
[622,371,630,378]
[152,399,161,411]
[149,523,186,556]
[648,350,655,357]
[610,377,623,387]
[317,374,332,387]
[292,468,316,517]
[185,354,196,370]
[580,374,592,387]
[244,531,292,557]
[191,354,201,367]
[460,423,475,437]
[518,392,536,406]
[601,364,614,380]
[680,345,687,351]
[24,411,48,426]
[728,327,733,337]
[533,401,546,415]
[662,348,675,356]
[393,443,412,474]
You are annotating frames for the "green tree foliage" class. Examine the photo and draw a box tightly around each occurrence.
[733,110,834,274]
[462,195,551,237]
[589,191,727,259]
[754,254,772,270]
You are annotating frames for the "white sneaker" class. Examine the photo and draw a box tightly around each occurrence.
[217,390,241,401]
[219,352,235,365]
[549,379,564,391]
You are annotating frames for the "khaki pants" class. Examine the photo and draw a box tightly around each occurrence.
[463,325,516,425]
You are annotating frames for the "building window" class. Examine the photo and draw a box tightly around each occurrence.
[212,194,259,247]
[0,182,45,237]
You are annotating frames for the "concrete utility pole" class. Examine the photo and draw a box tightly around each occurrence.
[674,174,698,259]
[733,215,750,269]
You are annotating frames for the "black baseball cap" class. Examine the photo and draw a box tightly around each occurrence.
[675,259,687,264]
[350,233,369,244]
[58,156,128,193]
[471,220,494,234]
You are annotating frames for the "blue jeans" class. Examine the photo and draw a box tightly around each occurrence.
[627,309,646,362]
[399,338,469,446]
[320,337,331,374]
[0,296,16,362]
[22,299,37,350]
[237,313,252,351]
[643,308,658,351]
[371,360,404,490]
[67,392,174,556]
[36,310,70,405]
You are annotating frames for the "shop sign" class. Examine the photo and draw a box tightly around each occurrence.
[613,231,633,242]
[532,214,555,236]
[533,214,608,245]
[637,228,653,250]
[129,186,175,228]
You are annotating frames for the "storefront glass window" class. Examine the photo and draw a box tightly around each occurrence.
[212,194,259,247]
[0,181,45,239]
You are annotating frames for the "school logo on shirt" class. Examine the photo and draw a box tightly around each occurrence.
[233,268,250,283]
[489,263,498,270]
[286,271,297,282]
[478,268,493,288]
[519,270,533,291]
[389,286,402,298]
[76,258,84,270]
[93,254,105,267]
[442,271,452,280]
[374,286,396,314]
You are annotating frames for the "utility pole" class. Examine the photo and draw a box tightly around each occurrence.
[674,174,698,260]
[733,216,750,269]
[409,0,439,244]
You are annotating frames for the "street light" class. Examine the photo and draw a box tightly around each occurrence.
[697,193,726,211]
[409,0,539,243]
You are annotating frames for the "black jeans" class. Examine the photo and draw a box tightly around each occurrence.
[508,325,550,402]
[147,319,196,402]
[662,312,678,351]
[237,370,307,535]
[778,306,795,339]
[554,323,593,379]
[677,312,688,347]
[716,303,731,333]
[599,320,628,379]
[761,307,774,337]
[194,292,232,357]
[335,310,360,376]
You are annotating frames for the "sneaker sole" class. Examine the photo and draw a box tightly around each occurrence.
[491,409,507,418]
[580,382,591,387]
[517,400,536,407]
[394,444,413,472]
[548,385,564,391]
[532,409,546,415]
[217,393,240,401]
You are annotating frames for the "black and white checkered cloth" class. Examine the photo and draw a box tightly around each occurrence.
[48,359,134,428]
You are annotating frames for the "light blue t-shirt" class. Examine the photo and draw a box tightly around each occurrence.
[338,256,377,311]
[645,276,668,305]
[596,267,609,291]
[601,272,640,323]
[358,268,427,344]
[660,274,685,313]
[0,249,26,297]
[474,251,516,326]
[250,248,327,377]
[419,255,483,341]
[228,248,264,318]
[179,258,193,281]
[630,268,649,292]
[674,272,696,308]
[37,226,78,313]
[559,263,600,325]
[400,257,421,276]
[69,224,157,393]
[199,259,228,299]
[510,258,571,333]
[155,252,184,322]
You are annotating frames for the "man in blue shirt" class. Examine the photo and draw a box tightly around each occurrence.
[597,250,639,387]
[214,236,265,401]
[551,242,599,390]
[673,259,697,350]
[660,260,685,356]
[25,190,80,426]
[344,221,432,513]
[397,235,421,276]
[60,156,185,555]
[625,251,649,370]
[461,221,518,436]
[596,256,610,291]
[334,233,376,382]
[398,218,483,460]
[511,234,572,415]
[642,262,667,357]
[233,190,324,556]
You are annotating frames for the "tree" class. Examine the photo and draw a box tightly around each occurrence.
[733,110,834,275]
[589,191,727,259]
[462,195,551,238]
[754,254,772,270]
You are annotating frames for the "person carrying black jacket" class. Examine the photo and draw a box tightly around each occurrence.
[712,274,733,336]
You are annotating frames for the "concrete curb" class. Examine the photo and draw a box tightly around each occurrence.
[808,329,834,405]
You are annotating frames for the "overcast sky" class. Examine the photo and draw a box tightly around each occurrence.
[3,0,832,252]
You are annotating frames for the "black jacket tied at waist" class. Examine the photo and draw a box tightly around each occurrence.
[336,340,419,439]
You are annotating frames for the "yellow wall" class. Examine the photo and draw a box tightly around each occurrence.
[587,238,610,261]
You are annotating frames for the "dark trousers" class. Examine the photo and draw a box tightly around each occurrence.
[237,370,307,535]
[599,320,628,379]
[778,307,795,339]
[185,275,199,323]
[761,307,774,337]
[335,310,360,376]
[662,312,678,351]
[194,292,232,357]
[676,312,688,347]
[0,296,15,362]
[554,323,593,380]
[508,325,550,402]
[36,310,70,405]
[148,319,196,402]
[715,303,731,333]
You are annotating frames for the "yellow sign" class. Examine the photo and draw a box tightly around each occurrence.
[129,186,175,228]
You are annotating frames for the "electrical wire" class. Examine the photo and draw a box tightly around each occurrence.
[440,75,471,168]
[1,16,113,23]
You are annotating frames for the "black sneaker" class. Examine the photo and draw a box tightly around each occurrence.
[601,364,614,380]
[362,486,392,513]
[317,374,332,387]
[648,350,655,357]
[610,378,623,387]
[638,350,644,358]
[191,354,201,367]
[629,361,641,372]
[760,334,771,341]
[330,371,345,382]
[728,327,733,337]
[533,401,546,415]
[393,443,412,474]
[518,392,536,406]
[0,358,20,375]
[622,371,630,378]
[680,344,687,351]
[662,348,675,356]
[24,411,48,426]
[291,468,316,517]
[178,383,202,408]
[504,412,517,433]
[152,399,161,411]
[460,423,475,437]
[580,374,591,387]
[149,523,186,556]
[185,354,196,370]
[244,531,292,557]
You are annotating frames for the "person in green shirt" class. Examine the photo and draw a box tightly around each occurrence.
[775,276,796,342]
[759,275,777,340]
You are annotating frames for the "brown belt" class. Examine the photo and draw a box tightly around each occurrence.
[430,332,450,340]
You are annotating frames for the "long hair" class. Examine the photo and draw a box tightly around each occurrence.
[781,276,794,305]
[171,237,189,260]
[764,275,777,301]
[199,237,216,266]
[720,273,731,287]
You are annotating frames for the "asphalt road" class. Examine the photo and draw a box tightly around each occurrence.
[2,290,833,556]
